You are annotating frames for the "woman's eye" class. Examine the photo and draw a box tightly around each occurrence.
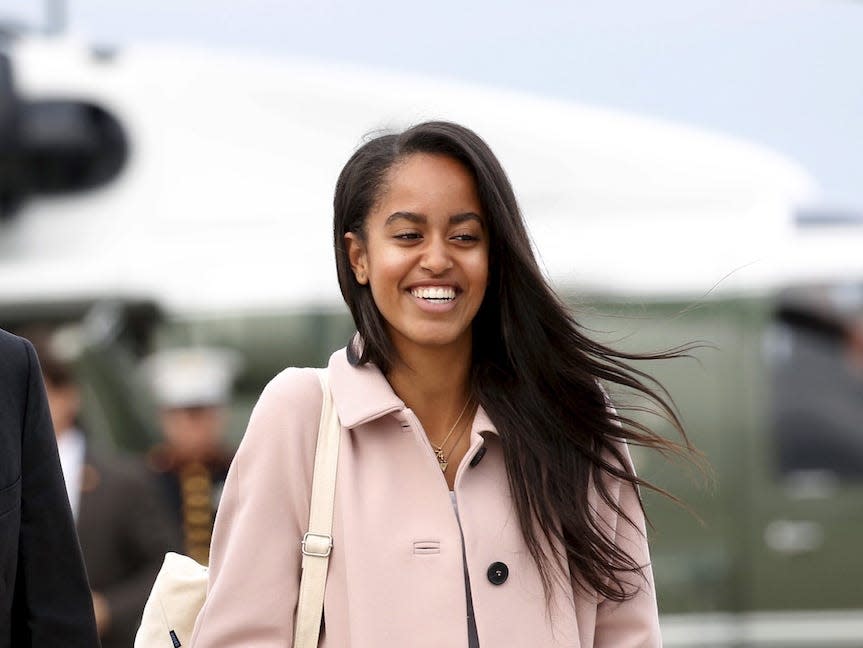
[452,233,480,242]
[394,232,422,241]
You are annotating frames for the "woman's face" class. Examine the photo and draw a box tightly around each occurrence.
[346,153,489,361]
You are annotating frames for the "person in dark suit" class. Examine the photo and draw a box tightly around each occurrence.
[0,328,99,648]
[30,330,181,648]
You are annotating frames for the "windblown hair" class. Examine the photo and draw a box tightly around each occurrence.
[333,121,691,602]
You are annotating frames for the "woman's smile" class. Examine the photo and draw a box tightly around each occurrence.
[407,283,462,314]
[409,285,458,302]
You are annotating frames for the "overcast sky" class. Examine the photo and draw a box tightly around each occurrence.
[7,0,861,206]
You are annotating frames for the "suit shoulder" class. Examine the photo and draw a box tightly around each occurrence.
[0,327,22,347]
[0,328,32,375]
[0,330,36,428]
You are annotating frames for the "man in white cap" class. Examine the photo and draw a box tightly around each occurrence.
[144,346,239,565]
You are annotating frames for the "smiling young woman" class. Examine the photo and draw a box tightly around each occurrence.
[190,121,691,648]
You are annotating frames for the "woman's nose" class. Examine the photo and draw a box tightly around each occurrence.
[420,237,453,274]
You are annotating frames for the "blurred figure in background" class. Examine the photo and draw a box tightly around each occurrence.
[0,328,98,648]
[144,347,238,565]
[28,329,180,648]
[772,290,863,476]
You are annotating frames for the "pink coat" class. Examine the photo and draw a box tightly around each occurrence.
[190,348,661,647]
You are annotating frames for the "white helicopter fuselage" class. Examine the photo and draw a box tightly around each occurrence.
[2,34,845,316]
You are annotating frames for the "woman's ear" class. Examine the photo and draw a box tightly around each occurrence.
[344,232,369,285]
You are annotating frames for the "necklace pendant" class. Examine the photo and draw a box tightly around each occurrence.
[434,448,448,472]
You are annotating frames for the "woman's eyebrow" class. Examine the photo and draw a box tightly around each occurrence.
[450,212,482,225]
[384,211,483,226]
[385,211,426,226]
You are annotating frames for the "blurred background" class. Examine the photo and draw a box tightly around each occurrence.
[1,1,862,646]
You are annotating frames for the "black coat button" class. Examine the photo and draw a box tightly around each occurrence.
[487,561,509,585]
[469,446,487,468]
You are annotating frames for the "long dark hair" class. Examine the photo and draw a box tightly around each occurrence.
[333,121,692,602]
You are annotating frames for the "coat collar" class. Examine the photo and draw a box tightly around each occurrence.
[326,347,498,436]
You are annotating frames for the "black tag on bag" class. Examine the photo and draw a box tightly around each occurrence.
[169,630,181,647]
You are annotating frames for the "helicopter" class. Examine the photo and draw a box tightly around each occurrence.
[2,21,862,647]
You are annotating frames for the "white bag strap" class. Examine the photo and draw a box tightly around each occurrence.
[293,368,340,648]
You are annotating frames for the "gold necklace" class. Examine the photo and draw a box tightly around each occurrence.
[430,397,471,473]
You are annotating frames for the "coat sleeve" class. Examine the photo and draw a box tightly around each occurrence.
[593,442,662,648]
[11,337,100,648]
[190,368,322,648]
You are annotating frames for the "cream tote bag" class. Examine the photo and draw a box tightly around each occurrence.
[134,552,207,648]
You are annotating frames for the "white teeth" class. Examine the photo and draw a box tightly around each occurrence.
[411,286,456,301]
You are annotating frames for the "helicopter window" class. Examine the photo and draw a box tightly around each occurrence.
[766,283,863,480]
[0,95,127,219]
[21,100,128,194]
